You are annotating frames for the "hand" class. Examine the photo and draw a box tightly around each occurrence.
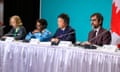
[32,29,40,34]
[51,38,59,43]
[2,36,7,39]
[81,41,91,45]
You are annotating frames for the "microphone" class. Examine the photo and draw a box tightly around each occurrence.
[56,31,75,38]
[0,26,6,29]
[51,31,75,45]
[5,33,21,36]
[89,30,108,42]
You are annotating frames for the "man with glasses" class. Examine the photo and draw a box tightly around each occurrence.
[83,13,111,46]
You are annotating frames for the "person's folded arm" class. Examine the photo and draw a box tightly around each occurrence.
[25,32,33,40]
[39,31,52,41]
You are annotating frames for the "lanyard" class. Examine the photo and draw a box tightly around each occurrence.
[14,28,19,37]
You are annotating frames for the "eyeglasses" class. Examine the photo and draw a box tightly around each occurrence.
[91,19,97,21]
[36,25,41,27]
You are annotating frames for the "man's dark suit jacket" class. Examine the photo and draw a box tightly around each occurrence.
[6,26,26,40]
[53,26,76,43]
[88,27,111,46]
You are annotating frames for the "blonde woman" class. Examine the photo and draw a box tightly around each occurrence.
[4,15,26,40]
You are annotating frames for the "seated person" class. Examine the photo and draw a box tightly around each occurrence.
[51,13,76,44]
[0,22,4,37]
[3,15,26,40]
[82,13,111,46]
[25,19,52,41]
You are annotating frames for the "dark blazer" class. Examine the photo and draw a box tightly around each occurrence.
[53,26,76,43]
[88,27,111,46]
[0,26,4,37]
[6,26,26,40]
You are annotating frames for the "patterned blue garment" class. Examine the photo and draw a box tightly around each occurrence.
[25,29,52,41]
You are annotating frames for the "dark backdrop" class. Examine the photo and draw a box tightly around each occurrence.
[4,0,40,34]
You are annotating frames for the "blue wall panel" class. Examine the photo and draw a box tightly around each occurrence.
[41,0,112,41]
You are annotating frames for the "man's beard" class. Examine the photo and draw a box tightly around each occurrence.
[92,25,100,29]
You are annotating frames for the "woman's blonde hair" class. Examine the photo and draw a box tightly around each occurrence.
[10,15,23,26]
